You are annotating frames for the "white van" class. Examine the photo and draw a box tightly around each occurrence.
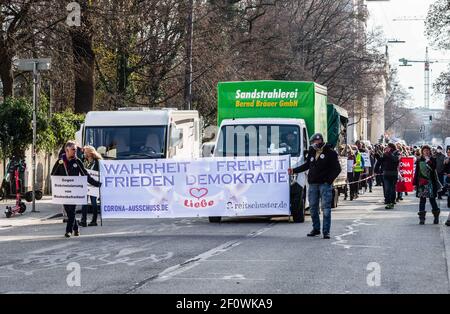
[76,108,200,160]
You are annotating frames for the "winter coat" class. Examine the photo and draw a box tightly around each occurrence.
[51,154,100,187]
[380,150,400,178]
[413,156,439,199]
[435,152,446,175]
[293,144,341,185]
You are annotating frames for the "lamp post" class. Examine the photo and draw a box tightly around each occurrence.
[13,58,51,213]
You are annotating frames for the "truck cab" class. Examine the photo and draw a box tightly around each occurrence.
[206,80,330,223]
[210,118,310,223]
[76,108,200,160]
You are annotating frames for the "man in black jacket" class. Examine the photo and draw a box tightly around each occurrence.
[380,143,400,209]
[51,141,101,238]
[288,133,341,239]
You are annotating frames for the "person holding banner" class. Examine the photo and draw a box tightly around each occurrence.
[80,146,102,227]
[51,141,101,238]
[413,145,441,225]
[289,133,341,239]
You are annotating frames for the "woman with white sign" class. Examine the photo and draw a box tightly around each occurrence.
[51,141,101,238]
[80,146,102,227]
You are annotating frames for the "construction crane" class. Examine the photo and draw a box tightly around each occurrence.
[393,16,425,21]
[399,47,450,109]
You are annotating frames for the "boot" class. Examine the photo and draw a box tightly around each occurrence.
[418,211,426,225]
[432,209,440,225]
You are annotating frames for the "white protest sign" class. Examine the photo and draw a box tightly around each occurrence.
[347,159,354,172]
[51,176,88,205]
[361,153,372,168]
[99,156,290,219]
[336,157,348,184]
[87,169,99,198]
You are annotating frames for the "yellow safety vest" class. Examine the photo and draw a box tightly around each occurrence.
[354,153,364,173]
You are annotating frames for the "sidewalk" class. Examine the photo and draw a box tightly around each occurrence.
[0,196,64,228]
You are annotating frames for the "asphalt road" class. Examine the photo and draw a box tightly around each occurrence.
[0,186,449,294]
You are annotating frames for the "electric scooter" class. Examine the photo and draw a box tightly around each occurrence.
[5,168,26,218]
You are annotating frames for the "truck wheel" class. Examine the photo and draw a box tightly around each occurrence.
[331,188,339,209]
[291,185,305,223]
[334,188,339,208]
[209,217,222,223]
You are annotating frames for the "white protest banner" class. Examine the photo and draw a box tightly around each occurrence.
[336,157,348,184]
[99,156,290,219]
[51,176,88,205]
[87,169,99,198]
[361,153,372,168]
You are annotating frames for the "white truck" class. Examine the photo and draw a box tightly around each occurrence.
[205,81,330,223]
[76,108,201,160]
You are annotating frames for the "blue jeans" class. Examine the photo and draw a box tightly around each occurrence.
[308,183,333,234]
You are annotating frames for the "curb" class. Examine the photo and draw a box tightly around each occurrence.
[440,224,450,293]
[41,213,63,220]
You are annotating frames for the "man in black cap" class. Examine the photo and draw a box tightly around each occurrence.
[288,133,341,239]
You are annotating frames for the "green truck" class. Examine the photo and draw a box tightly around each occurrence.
[327,104,349,207]
[209,80,343,223]
[327,104,348,149]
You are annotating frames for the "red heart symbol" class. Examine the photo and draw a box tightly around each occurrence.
[189,188,208,200]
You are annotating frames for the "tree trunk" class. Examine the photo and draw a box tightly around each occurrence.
[0,51,14,99]
[71,30,95,113]
[117,49,129,106]
[183,0,194,110]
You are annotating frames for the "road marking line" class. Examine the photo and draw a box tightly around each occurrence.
[124,222,277,293]
[169,277,265,281]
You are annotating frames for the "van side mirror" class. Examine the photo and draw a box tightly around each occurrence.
[170,125,183,148]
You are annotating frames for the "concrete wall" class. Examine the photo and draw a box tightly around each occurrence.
[23,149,59,195]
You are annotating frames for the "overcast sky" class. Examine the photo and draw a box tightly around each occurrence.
[366,0,449,109]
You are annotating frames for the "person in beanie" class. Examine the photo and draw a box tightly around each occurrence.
[51,141,101,238]
[413,145,441,225]
[289,133,341,239]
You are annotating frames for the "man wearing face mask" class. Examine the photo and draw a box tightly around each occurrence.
[434,146,446,200]
[288,133,341,239]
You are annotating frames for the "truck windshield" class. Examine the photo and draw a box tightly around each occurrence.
[85,126,167,160]
[215,124,300,157]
